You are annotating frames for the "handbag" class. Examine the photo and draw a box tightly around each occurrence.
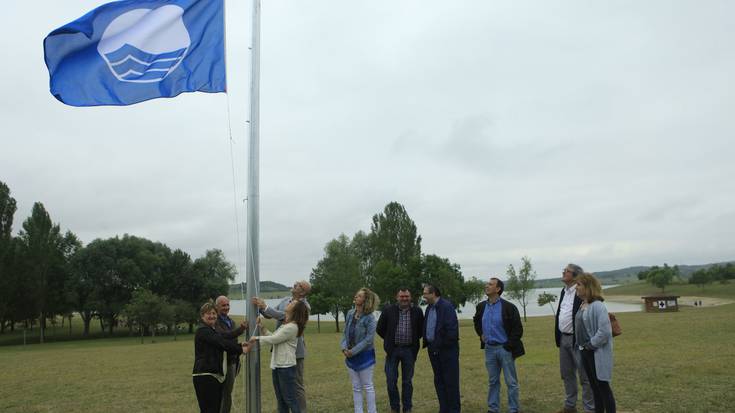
[609,312,622,337]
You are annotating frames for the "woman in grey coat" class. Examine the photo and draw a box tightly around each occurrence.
[575,273,616,413]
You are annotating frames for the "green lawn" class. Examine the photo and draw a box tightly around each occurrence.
[1,304,734,412]
[605,280,735,299]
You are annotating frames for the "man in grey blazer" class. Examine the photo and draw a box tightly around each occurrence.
[252,280,311,412]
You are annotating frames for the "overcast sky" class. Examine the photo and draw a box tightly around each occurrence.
[2,0,734,285]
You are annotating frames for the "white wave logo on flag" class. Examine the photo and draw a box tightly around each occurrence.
[97,5,190,83]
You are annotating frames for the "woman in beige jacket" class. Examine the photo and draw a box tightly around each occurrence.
[247,300,309,413]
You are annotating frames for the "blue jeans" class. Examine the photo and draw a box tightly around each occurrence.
[385,346,416,412]
[272,366,301,413]
[428,346,461,413]
[484,344,519,413]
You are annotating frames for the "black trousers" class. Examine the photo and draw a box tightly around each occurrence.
[580,349,616,413]
[193,375,223,413]
[428,346,461,413]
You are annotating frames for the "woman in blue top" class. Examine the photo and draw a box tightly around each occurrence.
[341,287,380,413]
[575,273,616,413]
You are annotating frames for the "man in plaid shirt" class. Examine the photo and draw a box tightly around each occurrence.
[377,287,425,413]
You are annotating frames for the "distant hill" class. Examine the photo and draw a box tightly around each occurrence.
[534,261,734,288]
[228,281,289,293]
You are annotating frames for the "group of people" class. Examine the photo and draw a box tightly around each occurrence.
[191,264,617,413]
[191,280,312,413]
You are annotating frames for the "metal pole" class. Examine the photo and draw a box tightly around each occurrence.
[245,0,262,411]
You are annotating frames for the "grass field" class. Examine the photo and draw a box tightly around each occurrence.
[2,302,734,413]
[605,280,735,299]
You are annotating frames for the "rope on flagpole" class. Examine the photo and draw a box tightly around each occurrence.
[225,93,246,281]
[223,0,251,409]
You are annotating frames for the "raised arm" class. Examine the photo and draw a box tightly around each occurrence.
[220,321,248,339]
[201,328,243,355]
[258,323,297,346]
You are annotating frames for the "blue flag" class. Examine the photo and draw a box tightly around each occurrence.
[44,0,225,106]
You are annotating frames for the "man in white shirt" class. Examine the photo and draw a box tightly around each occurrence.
[554,264,594,413]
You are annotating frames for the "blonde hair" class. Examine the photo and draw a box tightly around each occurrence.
[358,288,380,314]
[576,273,604,302]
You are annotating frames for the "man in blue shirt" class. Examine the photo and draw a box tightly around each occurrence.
[472,278,525,413]
[422,284,460,413]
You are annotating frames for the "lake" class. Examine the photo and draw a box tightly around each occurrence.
[229,286,642,320]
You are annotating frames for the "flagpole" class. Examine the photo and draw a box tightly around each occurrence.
[245,0,262,411]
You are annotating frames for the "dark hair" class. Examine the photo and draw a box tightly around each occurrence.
[491,277,504,296]
[396,287,411,294]
[423,284,441,297]
[289,300,310,337]
[567,263,584,278]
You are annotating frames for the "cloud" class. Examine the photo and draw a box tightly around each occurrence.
[2,0,734,284]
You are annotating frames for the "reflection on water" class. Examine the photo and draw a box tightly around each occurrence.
[229,287,642,320]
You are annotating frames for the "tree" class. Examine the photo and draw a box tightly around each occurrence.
[124,289,171,344]
[310,234,363,332]
[169,299,196,340]
[506,256,537,322]
[638,264,678,292]
[421,254,470,309]
[17,203,70,343]
[192,249,237,301]
[67,245,99,337]
[84,236,141,336]
[0,181,17,333]
[307,291,334,333]
[47,231,82,328]
[689,269,712,289]
[367,202,423,302]
[368,202,422,271]
[708,263,735,283]
[75,235,169,336]
[463,276,487,305]
[537,292,558,316]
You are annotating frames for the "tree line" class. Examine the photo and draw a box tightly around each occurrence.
[689,263,735,288]
[307,202,487,332]
[0,181,235,343]
[636,262,735,292]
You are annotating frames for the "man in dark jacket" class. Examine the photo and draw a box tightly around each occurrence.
[473,278,524,413]
[214,296,247,413]
[423,284,460,413]
[377,287,425,413]
[554,264,593,413]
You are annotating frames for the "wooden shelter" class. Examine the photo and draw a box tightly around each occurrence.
[642,295,680,312]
